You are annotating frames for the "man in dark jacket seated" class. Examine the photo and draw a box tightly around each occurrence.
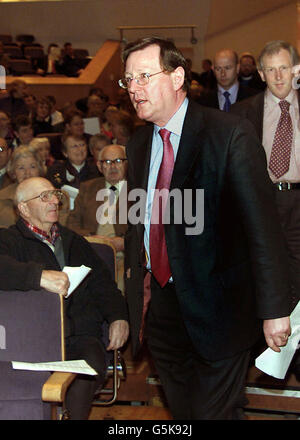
[0,176,129,419]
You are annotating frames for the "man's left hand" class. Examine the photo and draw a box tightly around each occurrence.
[107,319,129,350]
[263,316,291,352]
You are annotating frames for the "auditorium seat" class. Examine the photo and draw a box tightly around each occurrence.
[4,45,23,59]
[10,59,35,76]
[0,34,13,45]
[16,34,35,45]
[73,49,89,59]
[24,46,45,60]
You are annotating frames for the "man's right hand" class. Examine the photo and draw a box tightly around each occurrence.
[40,270,70,297]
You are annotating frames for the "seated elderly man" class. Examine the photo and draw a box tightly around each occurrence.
[0,176,129,419]
[67,144,127,293]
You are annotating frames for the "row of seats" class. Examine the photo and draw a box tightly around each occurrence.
[0,33,90,76]
[0,33,36,45]
[3,45,89,60]
[3,47,90,76]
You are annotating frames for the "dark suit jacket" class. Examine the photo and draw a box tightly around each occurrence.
[125,99,292,361]
[238,70,266,92]
[197,84,259,110]
[230,91,265,140]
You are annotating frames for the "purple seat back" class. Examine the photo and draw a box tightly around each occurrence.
[0,289,63,363]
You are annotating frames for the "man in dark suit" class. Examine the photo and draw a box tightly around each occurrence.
[231,40,300,378]
[120,37,292,420]
[197,49,258,110]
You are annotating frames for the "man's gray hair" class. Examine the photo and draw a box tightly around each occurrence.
[258,40,300,70]
[14,184,26,206]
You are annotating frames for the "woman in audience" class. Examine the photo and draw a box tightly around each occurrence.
[31,97,53,136]
[0,145,69,227]
[29,137,55,169]
[47,134,98,190]
[63,109,91,146]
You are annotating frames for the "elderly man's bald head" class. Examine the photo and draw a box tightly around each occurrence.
[15,177,54,206]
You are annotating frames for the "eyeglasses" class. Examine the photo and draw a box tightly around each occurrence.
[118,70,166,89]
[100,158,127,166]
[23,189,64,204]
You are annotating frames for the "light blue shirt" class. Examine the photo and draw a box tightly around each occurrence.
[217,81,239,110]
[144,97,189,270]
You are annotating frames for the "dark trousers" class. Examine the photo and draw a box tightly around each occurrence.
[65,335,107,420]
[275,189,300,371]
[146,276,250,420]
[275,189,300,306]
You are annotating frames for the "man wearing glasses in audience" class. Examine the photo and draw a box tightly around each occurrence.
[0,176,129,419]
[67,144,128,293]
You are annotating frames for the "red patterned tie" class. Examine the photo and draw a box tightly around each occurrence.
[149,129,174,287]
[269,100,293,179]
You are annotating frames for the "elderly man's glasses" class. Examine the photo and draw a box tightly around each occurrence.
[100,158,127,166]
[118,70,166,89]
[23,189,64,204]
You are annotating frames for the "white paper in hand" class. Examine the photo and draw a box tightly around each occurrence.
[255,301,300,379]
[63,265,91,298]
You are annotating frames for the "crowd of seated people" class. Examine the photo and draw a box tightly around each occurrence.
[0,79,137,191]
[0,35,90,78]
[0,43,267,212]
